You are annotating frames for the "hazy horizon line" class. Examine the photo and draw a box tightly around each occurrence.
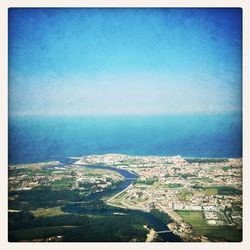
[8,110,243,119]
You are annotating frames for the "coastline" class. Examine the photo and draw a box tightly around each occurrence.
[8,153,242,166]
[8,154,242,242]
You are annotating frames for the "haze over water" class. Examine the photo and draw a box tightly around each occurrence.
[8,9,242,164]
[9,113,242,164]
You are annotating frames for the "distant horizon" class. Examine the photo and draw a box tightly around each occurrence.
[9,112,242,164]
[9,110,242,118]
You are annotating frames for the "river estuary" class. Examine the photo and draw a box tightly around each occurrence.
[57,159,181,242]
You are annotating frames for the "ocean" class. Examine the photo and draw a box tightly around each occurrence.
[8,113,242,164]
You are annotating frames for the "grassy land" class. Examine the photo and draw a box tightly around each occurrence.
[176,211,242,242]
[48,178,75,189]
[194,187,218,196]
[31,207,66,217]
[192,186,242,196]
[177,189,193,201]
[78,166,123,177]
[167,183,183,188]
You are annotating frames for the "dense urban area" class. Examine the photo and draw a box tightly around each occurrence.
[9,154,242,242]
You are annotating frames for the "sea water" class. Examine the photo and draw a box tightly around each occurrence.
[8,113,242,164]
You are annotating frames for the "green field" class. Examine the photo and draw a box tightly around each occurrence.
[31,206,67,217]
[194,187,218,195]
[176,211,242,242]
[48,178,75,189]
[167,183,183,188]
[177,189,193,201]
[192,186,242,196]
[78,166,122,177]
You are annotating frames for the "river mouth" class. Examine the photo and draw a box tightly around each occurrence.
[60,163,181,242]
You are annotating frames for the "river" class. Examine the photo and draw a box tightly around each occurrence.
[58,160,181,242]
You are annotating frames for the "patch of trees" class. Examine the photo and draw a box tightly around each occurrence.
[185,158,228,164]
[8,187,84,210]
[9,211,148,242]
[180,173,196,179]
[150,209,172,225]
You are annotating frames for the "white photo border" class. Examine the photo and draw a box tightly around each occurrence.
[1,1,249,250]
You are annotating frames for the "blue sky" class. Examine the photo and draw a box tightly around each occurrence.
[9,8,242,116]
